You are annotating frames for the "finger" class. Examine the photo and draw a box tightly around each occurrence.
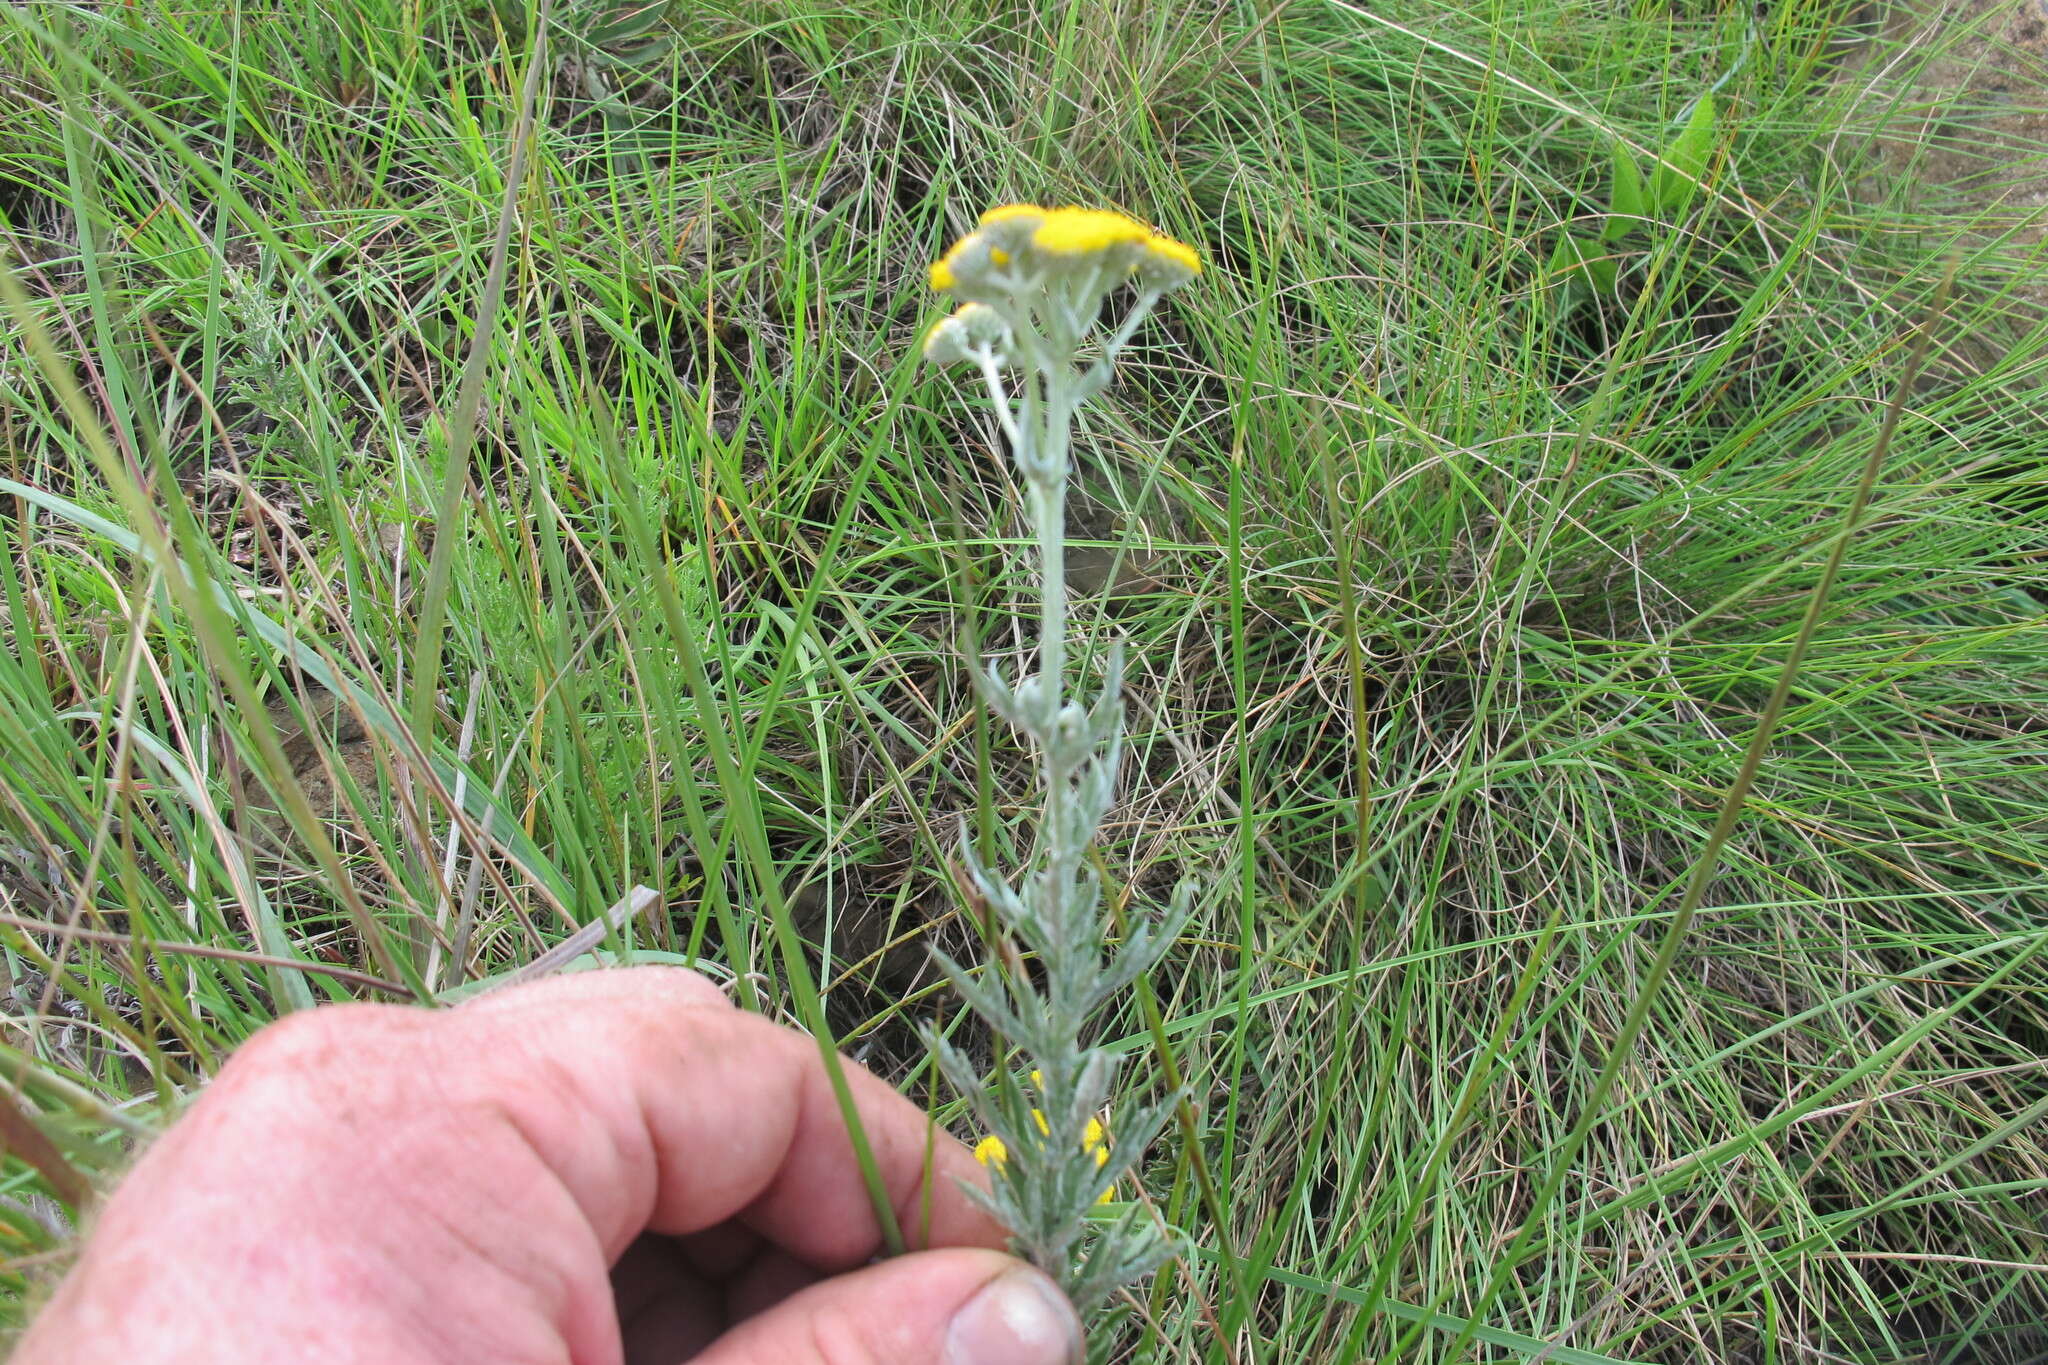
[694,1252,1081,1365]
[441,967,1006,1266]
[457,963,736,1017]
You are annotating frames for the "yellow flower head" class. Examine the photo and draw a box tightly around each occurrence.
[928,204,1200,302]
[1142,235,1201,273]
[969,205,1047,271]
[923,313,965,363]
[929,232,983,291]
[1140,234,1202,280]
[980,202,1048,228]
[1032,206,1151,257]
[1083,1117,1109,1166]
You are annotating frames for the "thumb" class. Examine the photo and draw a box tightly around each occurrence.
[696,1250,1082,1365]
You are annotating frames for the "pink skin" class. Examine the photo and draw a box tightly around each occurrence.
[16,968,1081,1365]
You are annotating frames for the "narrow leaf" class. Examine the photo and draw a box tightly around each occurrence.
[1649,92,1717,213]
[1603,144,1646,240]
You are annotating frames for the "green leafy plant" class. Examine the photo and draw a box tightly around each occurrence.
[1548,93,1718,298]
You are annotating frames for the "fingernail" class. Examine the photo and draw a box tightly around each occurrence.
[945,1267,1082,1365]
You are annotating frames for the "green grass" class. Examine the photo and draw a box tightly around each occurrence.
[4,0,2047,1358]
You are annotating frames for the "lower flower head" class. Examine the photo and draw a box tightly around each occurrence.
[974,1113,1116,1204]
[930,231,991,291]
[922,302,1012,365]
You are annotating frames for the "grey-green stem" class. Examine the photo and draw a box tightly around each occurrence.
[928,265,1186,1314]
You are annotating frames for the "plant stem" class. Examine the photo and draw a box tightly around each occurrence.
[1029,380,1076,963]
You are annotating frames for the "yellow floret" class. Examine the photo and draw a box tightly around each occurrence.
[1143,234,1202,275]
[980,202,1048,226]
[930,229,998,290]
[974,1110,1117,1204]
[1032,206,1151,256]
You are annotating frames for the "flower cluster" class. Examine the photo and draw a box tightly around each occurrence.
[974,1071,1116,1206]
[929,204,1199,295]
[920,301,1011,367]
[922,204,1199,392]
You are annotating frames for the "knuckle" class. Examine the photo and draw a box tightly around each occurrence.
[213,1003,426,1096]
[195,1005,495,1182]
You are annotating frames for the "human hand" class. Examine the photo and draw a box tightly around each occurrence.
[15,967,1081,1365]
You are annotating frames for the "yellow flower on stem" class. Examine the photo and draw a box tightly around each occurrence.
[1137,233,1202,287]
[979,202,1048,227]
[973,1111,1116,1204]
[927,203,1200,301]
[1030,206,1150,257]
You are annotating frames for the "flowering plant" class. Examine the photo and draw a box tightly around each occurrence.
[920,205,1200,1311]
